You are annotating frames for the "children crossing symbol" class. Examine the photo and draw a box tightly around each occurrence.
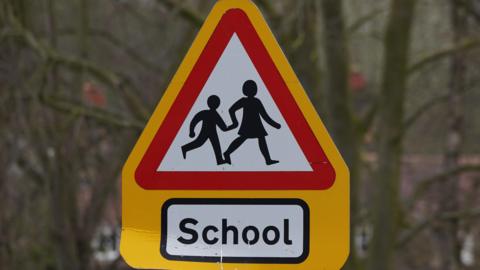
[181,95,231,165]
[224,80,281,166]
[181,80,281,166]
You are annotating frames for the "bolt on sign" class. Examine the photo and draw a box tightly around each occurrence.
[120,0,349,269]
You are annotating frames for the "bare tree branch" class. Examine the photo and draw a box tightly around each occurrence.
[348,8,385,34]
[457,0,480,22]
[396,208,480,248]
[408,38,480,75]
[89,28,164,72]
[7,25,154,73]
[403,94,450,130]
[406,165,480,210]
[256,0,281,20]
[81,164,122,250]
[403,86,474,133]
[155,0,204,27]
[6,14,150,121]
[16,156,47,186]
[358,99,378,135]
[40,94,144,130]
[155,0,281,28]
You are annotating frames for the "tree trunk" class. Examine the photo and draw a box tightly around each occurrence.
[8,0,28,27]
[367,0,416,270]
[42,2,82,270]
[432,1,468,269]
[320,1,361,269]
[77,0,89,88]
[79,0,89,60]
[46,0,58,93]
[283,0,324,116]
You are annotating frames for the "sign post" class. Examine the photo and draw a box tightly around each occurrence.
[121,0,349,269]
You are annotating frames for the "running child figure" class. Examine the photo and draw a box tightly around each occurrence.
[224,80,281,165]
[181,95,231,165]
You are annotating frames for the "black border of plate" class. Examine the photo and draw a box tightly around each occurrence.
[160,198,310,264]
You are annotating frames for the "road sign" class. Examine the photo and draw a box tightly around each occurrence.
[120,0,349,269]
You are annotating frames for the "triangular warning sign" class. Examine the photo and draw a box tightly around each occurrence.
[134,5,335,190]
[121,1,349,269]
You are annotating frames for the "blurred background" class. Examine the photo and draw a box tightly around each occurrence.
[1,0,480,269]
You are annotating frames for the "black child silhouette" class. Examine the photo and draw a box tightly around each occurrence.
[181,95,230,165]
[224,80,281,165]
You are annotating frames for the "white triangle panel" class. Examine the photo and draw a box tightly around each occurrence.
[158,34,312,172]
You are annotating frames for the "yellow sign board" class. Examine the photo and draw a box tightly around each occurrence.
[120,0,349,269]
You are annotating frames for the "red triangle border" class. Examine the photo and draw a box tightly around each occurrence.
[135,9,335,190]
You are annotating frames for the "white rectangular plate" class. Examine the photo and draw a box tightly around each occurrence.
[161,198,309,264]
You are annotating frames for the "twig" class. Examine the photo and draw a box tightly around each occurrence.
[403,94,450,130]
[6,14,150,121]
[408,38,480,75]
[92,29,163,71]
[396,208,480,248]
[49,28,164,72]
[457,0,480,23]
[16,156,47,186]
[403,85,475,132]
[348,8,385,34]
[155,0,204,27]
[82,162,123,249]
[406,165,480,210]
[40,94,144,130]
[256,0,281,20]
[358,99,378,135]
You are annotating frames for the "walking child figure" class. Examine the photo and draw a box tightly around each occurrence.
[181,95,231,165]
[224,80,281,165]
